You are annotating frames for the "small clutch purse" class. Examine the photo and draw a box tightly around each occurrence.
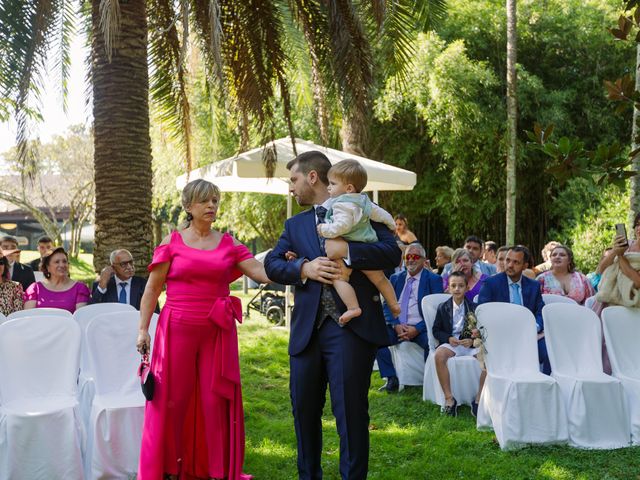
[138,353,155,401]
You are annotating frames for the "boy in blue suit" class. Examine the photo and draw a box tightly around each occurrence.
[265,151,401,480]
[477,245,550,374]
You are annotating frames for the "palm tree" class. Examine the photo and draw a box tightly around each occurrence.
[0,0,445,270]
[506,0,517,245]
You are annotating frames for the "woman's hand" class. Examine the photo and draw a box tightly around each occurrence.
[612,234,628,256]
[459,338,473,348]
[137,330,151,355]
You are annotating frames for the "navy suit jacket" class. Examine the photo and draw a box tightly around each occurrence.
[11,262,35,291]
[383,268,443,333]
[432,297,477,345]
[264,207,402,356]
[477,272,545,332]
[90,275,158,312]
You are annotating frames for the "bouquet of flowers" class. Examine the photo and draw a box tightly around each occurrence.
[462,310,487,369]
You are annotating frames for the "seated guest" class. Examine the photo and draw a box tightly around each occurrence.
[534,240,561,276]
[433,271,486,417]
[91,249,158,311]
[24,247,90,313]
[394,214,418,245]
[0,236,35,291]
[483,240,498,265]
[434,246,454,275]
[495,246,509,273]
[376,243,443,392]
[444,249,488,303]
[0,252,24,316]
[587,247,613,292]
[443,235,497,277]
[478,246,550,374]
[537,245,594,305]
[29,236,54,272]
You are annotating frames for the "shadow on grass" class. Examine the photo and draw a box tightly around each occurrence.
[238,301,640,480]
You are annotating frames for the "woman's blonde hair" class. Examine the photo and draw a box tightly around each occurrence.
[435,245,454,261]
[451,248,473,267]
[181,179,220,228]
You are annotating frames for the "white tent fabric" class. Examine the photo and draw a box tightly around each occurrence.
[389,342,425,390]
[543,303,630,449]
[83,312,145,479]
[0,316,84,480]
[421,294,481,407]
[176,137,417,194]
[602,306,640,445]
[542,294,577,305]
[475,303,568,450]
[75,303,137,429]
[7,307,73,321]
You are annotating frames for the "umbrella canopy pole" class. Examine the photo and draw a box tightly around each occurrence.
[285,193,293,328]
[373,190,379,204]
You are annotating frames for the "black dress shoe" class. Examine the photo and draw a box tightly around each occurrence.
[443,398,458,417]
[471,400,479,418]
[384,376,399,393]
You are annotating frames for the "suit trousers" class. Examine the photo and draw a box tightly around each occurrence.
[290,320,377,480]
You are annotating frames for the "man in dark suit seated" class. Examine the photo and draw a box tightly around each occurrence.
[91,249,158,312]
[1,236,35,291]
[376,243,444,393]
[477,245,550,374]
[28,236,53,272]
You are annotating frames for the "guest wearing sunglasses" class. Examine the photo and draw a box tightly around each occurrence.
[375,243,444,392]
[91,249,159,312]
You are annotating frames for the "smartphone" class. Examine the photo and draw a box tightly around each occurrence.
[615,223,629,247]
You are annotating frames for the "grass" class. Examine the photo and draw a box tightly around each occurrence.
[20,250,97,286]
[237,293,640,480]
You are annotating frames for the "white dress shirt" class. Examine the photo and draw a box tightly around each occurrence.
[97,276,131,304]
[507,276,523,304]
[451,300,466,338]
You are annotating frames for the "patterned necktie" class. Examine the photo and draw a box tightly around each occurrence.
[398,276,416,324]
[316,206,327,223]
[510,283,522,306]
[118,283,127,304]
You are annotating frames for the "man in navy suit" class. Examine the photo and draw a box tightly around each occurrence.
[375,243,443,392]
[91,249,158,312]
[477,245,550,374]
[1,236,35,291]
[265,151,401,480]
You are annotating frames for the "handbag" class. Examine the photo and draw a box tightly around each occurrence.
[138,353,155,401]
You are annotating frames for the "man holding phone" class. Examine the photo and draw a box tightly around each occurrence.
[91,249,159,312]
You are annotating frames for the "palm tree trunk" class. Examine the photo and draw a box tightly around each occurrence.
[505,0,517,245]
[340,110,368,157]
[630,44,640,224]
[91,0,153,274]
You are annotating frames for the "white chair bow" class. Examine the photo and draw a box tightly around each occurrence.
[475,303,568,450]
[0,315,84,480]
[421,294,481,407]
[543,303,630,449]
[601,306,640,445]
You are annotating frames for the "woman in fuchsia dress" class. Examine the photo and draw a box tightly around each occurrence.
[137,180,270,480]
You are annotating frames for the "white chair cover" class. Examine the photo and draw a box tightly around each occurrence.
[74,303,137,429]
[0,312,5,325]
[389,341,425,389]
[475,303,568,450]
[543,303,630,449]
[421,295,482,407]
[584,295,597,310]
[0,316,84,480]
[83,312,145,479]
[542,294,577,305]
[7,307,73,320]
[601,306,640,445]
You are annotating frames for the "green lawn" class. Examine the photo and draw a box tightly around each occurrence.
[238,294,640,480]
[20,250,97,286]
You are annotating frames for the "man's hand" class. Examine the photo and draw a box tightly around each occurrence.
[398,325,419,341]
[448,336,460,346]
[285,251,298,262]
[459,338,473,348]
[301,257,340,284]
[98,265,115,289]
[337,261,352,282]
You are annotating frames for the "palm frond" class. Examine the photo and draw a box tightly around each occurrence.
[149,0,194,172]
[99,0,120,62]
[413,0,447,32]
[55,0,76,113]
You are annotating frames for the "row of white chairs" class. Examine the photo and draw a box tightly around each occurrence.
[390,294,640,450]
[0,304,156,480]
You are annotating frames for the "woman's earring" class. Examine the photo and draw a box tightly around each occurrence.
[186,212,193,221]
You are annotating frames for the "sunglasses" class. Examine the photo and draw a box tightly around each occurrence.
[405,254,423,261]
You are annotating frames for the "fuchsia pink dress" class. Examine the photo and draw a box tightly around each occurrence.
[23,281,90,313]
[138,231,253,480]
